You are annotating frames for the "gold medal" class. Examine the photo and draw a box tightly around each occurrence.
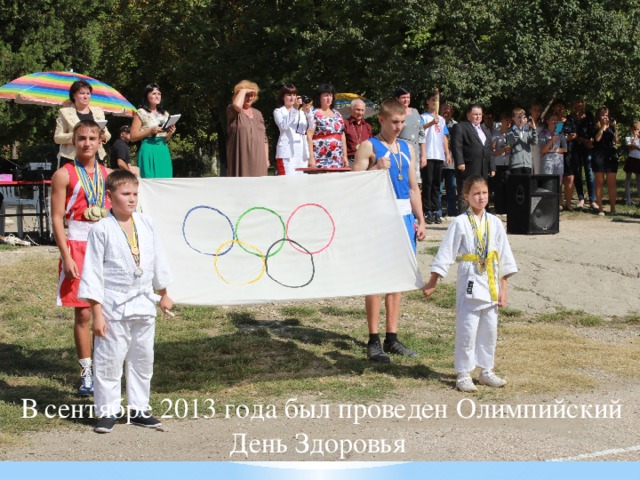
[91,205,102,218]
[477,258,487,274]
[85,205,100,221]
[101,207,108,218]
[379,134,404,183]
[85,206,98,221]
[75,159,106,221]
[116,216,141,273]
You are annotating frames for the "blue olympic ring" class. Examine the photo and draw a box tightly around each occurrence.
[182,205,235,256]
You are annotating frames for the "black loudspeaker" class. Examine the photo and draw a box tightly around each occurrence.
[507,174,560,234]
[492,166,510,214]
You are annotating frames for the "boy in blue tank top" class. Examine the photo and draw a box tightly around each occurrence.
[353,99,427,363]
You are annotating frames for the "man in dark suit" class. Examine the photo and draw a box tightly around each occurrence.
[451,104,496,180]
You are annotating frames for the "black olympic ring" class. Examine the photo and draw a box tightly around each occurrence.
[265,238,315,288]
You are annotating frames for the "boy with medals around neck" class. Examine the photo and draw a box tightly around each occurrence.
[423,175,518,392]
[51,119,112,397]
[353,99,427,364]
[79,169,174,433]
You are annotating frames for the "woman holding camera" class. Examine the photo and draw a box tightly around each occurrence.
[592,106,619,215]
[308,84,348,169]
[273,84,314,175]
[129,83,176,178]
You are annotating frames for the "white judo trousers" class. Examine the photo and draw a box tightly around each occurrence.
[93,317,155,417]
[79,211,173,418]
[431,212,518,374]
[455,301,498,373]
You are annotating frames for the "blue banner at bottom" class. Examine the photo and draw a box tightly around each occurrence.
[1,461,638,480]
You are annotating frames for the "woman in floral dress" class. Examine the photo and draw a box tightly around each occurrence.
[308,84,348,169]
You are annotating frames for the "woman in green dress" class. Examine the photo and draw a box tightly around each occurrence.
[130,83,176,178]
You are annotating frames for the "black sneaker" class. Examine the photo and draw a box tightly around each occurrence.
[425,213,435,225]
[434,214,442,224]
[128,410,162,428]
[94,416,117,434]
[383,340,417,358]
[367,341,391,363]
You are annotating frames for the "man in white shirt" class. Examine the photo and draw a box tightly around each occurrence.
[421,91,451,224]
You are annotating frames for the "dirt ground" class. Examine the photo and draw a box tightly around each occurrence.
[1,213,639,462]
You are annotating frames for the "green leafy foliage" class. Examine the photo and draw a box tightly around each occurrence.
[1,0,639,171]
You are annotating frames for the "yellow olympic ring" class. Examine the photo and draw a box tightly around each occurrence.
[214,239,266,286]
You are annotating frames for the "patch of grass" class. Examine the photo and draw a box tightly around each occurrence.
[279,305,317,318]
[0,244,18,251]
[536,309,604,327]
[425,282,456,309]
[621,312,640,324]
[0,250,639,446]
[500,307,523,319]
[423,246,440,256]
[319,305,364,318]
[404,290,425,301]
[228,310,259,325]
[178,305,226,322]
[500,323,640,395]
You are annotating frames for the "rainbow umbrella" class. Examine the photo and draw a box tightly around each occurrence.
[0,71,136,116]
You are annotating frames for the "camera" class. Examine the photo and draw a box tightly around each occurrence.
[300,95,312,105]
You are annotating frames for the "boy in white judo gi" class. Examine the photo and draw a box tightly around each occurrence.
[79,169,173,433]
[423,175,517,392]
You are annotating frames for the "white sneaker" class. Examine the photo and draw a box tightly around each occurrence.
[456,375,477,392]
[479,371,507,388]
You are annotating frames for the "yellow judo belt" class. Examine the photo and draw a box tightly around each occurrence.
[456,250,500,301]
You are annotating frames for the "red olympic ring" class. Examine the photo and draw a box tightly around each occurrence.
[286,203,336,255]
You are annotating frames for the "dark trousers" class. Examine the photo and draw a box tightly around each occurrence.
[510,167,532,175]
[442,168,458,216]
[490,165,510,213]
[574,152,596,203]
[420,160,444,214]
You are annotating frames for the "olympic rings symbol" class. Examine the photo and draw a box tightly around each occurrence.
[182,203,335,288]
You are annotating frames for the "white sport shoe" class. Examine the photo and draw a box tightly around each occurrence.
[456,375,478,392]
[479,371,507,388]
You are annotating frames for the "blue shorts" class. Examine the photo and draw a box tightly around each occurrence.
[403,213,417,254]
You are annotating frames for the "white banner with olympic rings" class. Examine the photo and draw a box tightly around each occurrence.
[138,170,423,305]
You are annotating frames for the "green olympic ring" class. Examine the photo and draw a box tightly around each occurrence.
[234,206,286,258]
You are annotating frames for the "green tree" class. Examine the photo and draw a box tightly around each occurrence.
[0,0,114,154]
[1,0,640,170]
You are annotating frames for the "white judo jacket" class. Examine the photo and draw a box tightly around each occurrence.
[79,212,173,320]
[431,212,518,311]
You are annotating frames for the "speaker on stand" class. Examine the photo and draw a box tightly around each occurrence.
[507,174,560,234]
